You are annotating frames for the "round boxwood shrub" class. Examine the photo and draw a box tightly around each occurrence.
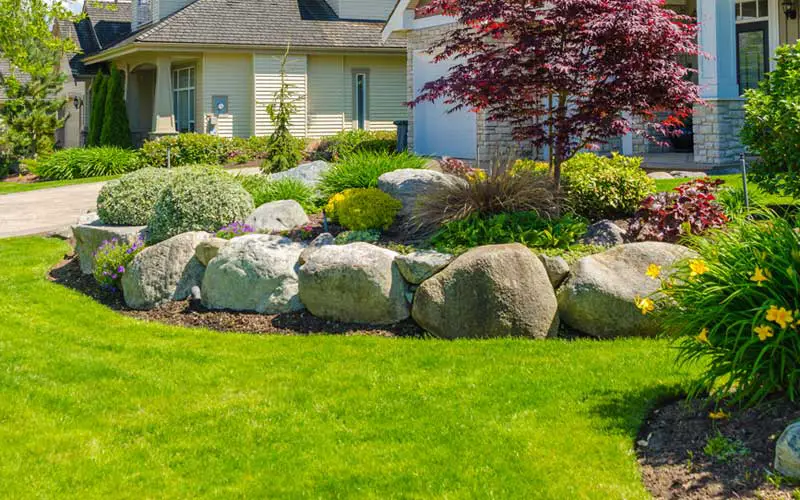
[327,188,402,231]
[147,166,255,243]
[97,168,174,225]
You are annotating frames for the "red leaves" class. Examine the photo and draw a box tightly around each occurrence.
[411,0,702,161]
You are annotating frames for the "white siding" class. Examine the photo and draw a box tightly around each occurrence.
[337,0,395,20]
[202,54,253,138]
[307,55,346,137]
[254,54,308,137]
[344,55,408,132]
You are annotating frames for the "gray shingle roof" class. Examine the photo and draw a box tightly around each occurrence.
[86,1,132,49]
[101,0,406,53]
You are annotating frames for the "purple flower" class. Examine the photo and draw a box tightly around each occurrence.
[117,266,125,273]
[111,274,117,280]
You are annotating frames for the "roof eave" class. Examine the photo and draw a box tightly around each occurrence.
[383,0,414,41]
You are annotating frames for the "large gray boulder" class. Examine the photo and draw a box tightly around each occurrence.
[72,221,147,274]
[395,251,453,285]
[377,169,466,223]
[201,234,306,314]
[538,254,570,289]
[195,237,228,266]
[298,243,410,324]
[245,200,309,233]
[121,231,210,310]
[269,160,331,188]
[557,242,694,338]
[776,422,800,479]
[580,220,626,247]
[412,244,559,339]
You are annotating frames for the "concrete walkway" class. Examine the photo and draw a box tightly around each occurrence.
[0,182,106,238]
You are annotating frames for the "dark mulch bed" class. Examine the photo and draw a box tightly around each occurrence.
[49,256,423,338]
[637,398,800,499]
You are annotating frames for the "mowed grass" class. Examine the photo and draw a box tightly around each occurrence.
[0,237,696,499]
[0,175,120,195]
[654,173,797,206]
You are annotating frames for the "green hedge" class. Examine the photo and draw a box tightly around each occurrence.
[312,130,396,161]
[33,147,141,180]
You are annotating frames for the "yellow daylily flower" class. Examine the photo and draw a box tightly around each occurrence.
[696,328,709,344]
[754,325,774,342]
[766,306,794,330]
[689,259,709,278]
[709,410,730,420]
[635,296,655,315]
[750,266,770,286]
[646,264,662,280]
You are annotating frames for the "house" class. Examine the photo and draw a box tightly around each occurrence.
[80,0,408,146]
[383,0,795,169]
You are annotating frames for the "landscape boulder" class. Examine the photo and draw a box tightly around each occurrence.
[538,254,570,289]
[202,234,306,314]
[775,422,800,479]
[298,243,409,324]
[121,231,210,310]
[245,200,309,233]
[669,171,707,179]
[580,220,626,247]
[72,221,147,274]
[412,244,559,339]
[395,251,454,284]
[647,172,674,180]
[298,232,335,265]
[377,169,466,224]
[557,242,694,338]
[195,237,228,266]
[270,160,331,189]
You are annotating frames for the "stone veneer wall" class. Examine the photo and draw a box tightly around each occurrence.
[692,99,745,165]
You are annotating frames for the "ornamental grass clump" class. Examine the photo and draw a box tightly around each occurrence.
[93,237,144,290]
[238,175,319,213]
[318,151,425,197]
[648,211,800,406]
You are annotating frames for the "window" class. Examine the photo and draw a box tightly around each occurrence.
[736,0,769,21]
[172,67,195,133]
[354,72,368,130]
[735,0,770,93]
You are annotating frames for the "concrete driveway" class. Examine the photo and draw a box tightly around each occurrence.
[0,182,105,238]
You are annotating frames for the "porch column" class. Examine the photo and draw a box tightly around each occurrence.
[694,0,745,166]
[152,55,176,135]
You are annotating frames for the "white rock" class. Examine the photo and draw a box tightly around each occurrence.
[245,200,310,233]
[395,251,453,284]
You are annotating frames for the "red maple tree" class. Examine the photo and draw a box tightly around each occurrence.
[412,0,703,187]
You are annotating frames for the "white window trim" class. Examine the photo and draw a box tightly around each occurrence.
[353,71,369,131]
[172,66,196,133]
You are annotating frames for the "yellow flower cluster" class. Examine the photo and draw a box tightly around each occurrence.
[635,296,655,315]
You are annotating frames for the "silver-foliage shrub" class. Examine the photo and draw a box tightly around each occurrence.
[97,168,174,225]
[147,166,254,243]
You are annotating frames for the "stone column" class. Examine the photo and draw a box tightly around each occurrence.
[694,0,745,166]
[151,55,176,136]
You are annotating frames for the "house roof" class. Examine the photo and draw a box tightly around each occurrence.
[88,0,405,61]
[0,59,30,102]
[61,0,132,77]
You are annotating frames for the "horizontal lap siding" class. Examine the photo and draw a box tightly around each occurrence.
[254,54,308,137]
[307,55,346,137]
[203,54,253,138]
[337,0,395,21]
[344,55,407,132]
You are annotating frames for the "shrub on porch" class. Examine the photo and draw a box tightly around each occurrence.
[33,147,141,180]
[88,72,107,147]
[97,168,174,225]
[742,39,800,197]
[312,130,397,162]
[147,166,254,243]
[319,151,425,197]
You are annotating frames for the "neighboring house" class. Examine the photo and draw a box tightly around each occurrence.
[52,0,133,148]
[384,0,797,168]
[81,0,408,146]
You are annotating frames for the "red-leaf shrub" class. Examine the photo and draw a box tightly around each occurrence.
[628,179,728,243]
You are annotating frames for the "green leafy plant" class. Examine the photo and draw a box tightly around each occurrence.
[703,432,749,463]
[411,163,559,234]
[319,151,426,197]
[313,129,396,161]
[93,236,144,290]
[326,188,402,231]
[99,66,132,148]
[139,134,230,168]
[260,47,304,173]
[430,211,587,254]
[96,167,174,225]
[147,166,255,243]
[88,72,107,147]
[334,229,381,244]
[238,175,319,213]
[741,39,800,197]
[33,147,141,180]
[655,211,800,406]
[516,153,654,219]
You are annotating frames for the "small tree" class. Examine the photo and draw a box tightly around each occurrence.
[88,72,107,146]
[261,46,303,173]
[100,66,132,148]
[741,40,800,197]
[412,0,702,188]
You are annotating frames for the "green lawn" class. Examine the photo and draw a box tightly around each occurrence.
[654,173,797,206]
[0,237,696,499]
[0,175,120,195]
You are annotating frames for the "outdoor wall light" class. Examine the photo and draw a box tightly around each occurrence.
[72,96,83,109]
[783,0,798,20]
